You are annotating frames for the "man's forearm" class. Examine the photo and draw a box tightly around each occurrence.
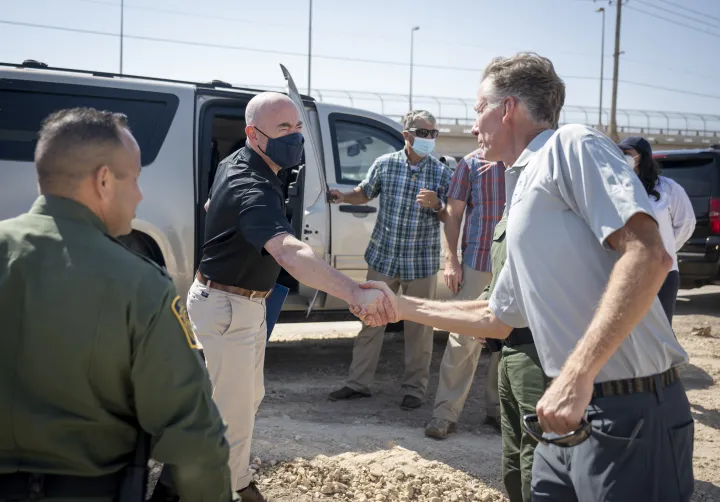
[443,215,462,262]
[273,236,358,304]
[562,247,672,382]
[398,296,512,339]
[343,187,370,205]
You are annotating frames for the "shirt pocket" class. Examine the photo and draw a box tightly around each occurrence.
[492,219,507,243]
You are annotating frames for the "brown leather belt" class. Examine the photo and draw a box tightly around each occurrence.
[195,271,272,299]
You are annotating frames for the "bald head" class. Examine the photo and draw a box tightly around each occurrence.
[245,92,301,132]
[245,92,304,172]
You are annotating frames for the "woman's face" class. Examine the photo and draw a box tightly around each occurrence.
[624,148,641,174]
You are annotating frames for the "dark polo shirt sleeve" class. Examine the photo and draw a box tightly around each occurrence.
[238,187,294,253]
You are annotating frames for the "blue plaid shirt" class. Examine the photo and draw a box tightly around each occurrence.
[359,149,452,280]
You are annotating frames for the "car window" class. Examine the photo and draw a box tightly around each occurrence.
[330,117,403,185]
[657,155,717,216]
[0,81,179,166]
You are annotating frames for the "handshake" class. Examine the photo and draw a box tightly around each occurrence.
[348,281,400,327]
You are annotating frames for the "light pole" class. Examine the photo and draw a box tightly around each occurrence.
[596,7,605,130]
[409,26,419,111]
[119,0,124,74]
[307,0,312,95]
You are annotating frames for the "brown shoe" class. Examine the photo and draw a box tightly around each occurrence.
[328,386,371,401]
[425,417,457,439]
[400,395,423,410]
[238,482,272,502]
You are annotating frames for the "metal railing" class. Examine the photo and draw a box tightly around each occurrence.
[238,84,720,139]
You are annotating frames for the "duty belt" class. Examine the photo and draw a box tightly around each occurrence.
[503,327,534,347]
[592,367,680,399]
[0,471,122,500]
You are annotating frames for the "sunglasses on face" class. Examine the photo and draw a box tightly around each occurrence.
[406,128,440,139]
[522,414,592,448]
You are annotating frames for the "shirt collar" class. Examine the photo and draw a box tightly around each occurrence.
[402,147,433,169]
[511,129,556,169]
[28,195,108,233]
[241,141,283,188]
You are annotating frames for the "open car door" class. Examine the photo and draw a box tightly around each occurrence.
[280,64,330,316]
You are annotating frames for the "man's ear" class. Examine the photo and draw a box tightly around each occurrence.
[402,131,412,144]
[502,97,516,124]
[94,165,112,198]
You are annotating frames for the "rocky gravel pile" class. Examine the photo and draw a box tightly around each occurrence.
[252,447,508,502]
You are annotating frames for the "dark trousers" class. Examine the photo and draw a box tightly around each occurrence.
[499,343,551,502]
[658,270,680,323]
[531,378,694,502]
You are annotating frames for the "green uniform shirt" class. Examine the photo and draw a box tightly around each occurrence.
[0,196,232,501]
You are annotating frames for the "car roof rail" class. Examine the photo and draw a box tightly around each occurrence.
[21,59,48,69]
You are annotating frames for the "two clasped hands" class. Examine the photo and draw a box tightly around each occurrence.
[347,281,400,327]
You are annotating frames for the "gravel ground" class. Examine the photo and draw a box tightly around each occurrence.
[161,285,720,501]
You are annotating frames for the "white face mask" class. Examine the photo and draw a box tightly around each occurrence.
[624,154,637,169]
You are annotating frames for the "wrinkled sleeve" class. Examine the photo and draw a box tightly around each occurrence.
[131,278,233,502]
[237,187,294,252]
[358,158,383,200]
[488,263,527,329]
[551,131,656,249]
[447,158,470,203]
[666,178,696,251]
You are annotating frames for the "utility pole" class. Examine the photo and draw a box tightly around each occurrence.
[119,0,124,74]
[307,0,312,95]
[609,0,623,141]
[409,26,419,111]
[596,7,605,130]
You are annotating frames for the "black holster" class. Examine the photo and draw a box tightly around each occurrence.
[118,431,151,502]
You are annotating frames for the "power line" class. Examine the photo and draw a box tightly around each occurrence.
[2,18,719,102]
[625,4,720,40]
[657,0,720,24]
[0,19,595,77]
[634,0,720,30]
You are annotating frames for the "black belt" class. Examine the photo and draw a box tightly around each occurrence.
[503,327,534,347]
[0,471,122,500]
[592,367,680,399]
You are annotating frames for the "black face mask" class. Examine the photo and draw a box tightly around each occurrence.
[254,127,305,170]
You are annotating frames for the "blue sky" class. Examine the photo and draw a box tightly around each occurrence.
[1,0,719,131]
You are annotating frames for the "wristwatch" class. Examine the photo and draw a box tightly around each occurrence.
[432,199,446,213]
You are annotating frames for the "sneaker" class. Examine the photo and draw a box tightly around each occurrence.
[425,417,457,439]
[238,482,272,502]
[328,386,371,401]
[400,395,423,410]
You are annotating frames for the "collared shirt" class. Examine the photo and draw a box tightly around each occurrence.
[488,125,688,382]
[359,149,452,280]
[448,149,505,272]
[200,143,295,291]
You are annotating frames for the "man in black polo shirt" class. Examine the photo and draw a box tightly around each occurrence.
[188,92,392,502]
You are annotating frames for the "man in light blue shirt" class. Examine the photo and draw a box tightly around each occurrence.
[354,53,694,502]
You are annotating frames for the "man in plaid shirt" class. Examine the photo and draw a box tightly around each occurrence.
[328,110,453,410]
[426,148,506,439]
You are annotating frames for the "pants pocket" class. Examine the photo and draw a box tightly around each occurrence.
[187,290,233,337]
[668,419,695,501]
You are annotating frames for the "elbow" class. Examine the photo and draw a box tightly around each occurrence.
[649,245,673,275]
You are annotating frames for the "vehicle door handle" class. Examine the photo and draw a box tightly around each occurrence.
[338,205,377,214]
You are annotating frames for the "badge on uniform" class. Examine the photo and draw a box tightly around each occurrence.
[171,295,202,350]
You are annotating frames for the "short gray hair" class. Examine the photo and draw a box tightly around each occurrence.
[402,110,436,131]
[481,52,565,128]
[35,107,131,190]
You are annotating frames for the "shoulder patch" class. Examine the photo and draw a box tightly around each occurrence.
[171,295,201,350]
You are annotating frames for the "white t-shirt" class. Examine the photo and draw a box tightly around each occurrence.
[649,176,696,272]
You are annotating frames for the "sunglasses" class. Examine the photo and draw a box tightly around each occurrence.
[522,414,592,448]
[406,128,440,139]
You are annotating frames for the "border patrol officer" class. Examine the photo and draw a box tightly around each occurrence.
[357,53,694,502]
[0,108,233,502]
[191,92,392,502]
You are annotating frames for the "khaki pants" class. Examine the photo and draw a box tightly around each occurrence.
[186,278,266,492]
[433,265,500,422]
[346,268,437,399]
